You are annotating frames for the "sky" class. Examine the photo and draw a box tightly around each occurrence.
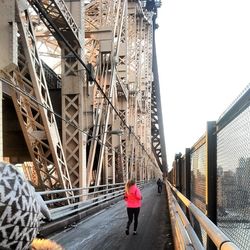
[156,1,250,168]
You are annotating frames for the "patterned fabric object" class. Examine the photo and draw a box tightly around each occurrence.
[0,162,42,250]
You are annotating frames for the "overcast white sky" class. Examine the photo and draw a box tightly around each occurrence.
[156,1,250,168]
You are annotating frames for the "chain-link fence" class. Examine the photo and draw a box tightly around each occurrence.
[168,84,250,249]
[216,86,250,250]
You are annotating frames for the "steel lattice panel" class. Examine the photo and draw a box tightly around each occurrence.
[217,106,250,250]
[190,142,207,247]
[190,143,207,213]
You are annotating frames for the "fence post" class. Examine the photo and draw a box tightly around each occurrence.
[185,148,191,200]
[185,148,191,219]
[175,153,182,192]
[206,121,217,250]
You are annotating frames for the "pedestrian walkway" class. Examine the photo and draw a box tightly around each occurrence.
[50,182,174,250]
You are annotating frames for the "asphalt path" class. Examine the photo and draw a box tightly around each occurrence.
[50,182,174,250]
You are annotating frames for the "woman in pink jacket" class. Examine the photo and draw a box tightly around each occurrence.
[124,179,142,235]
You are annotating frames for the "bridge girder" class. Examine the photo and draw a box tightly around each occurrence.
[0,0,165,192]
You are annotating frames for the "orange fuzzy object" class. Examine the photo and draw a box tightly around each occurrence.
[31,238,64,250]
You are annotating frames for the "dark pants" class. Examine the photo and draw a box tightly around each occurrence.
[126,207,140,231]
[158,185,162,193]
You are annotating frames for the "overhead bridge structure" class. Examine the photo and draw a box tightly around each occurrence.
[1,1,248,250]
[0,0,166,192]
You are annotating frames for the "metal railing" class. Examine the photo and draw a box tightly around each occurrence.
[166,181,240,250]
[38,181,146,221]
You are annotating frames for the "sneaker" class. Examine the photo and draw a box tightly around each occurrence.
[125,229,129,235]
[133,231,137,235]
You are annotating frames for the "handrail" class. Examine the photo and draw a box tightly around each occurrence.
[38,181,146,221]
[38,182,125,195]
[172,194,204,250]
[166,181,240,250]
[166,182,195,250]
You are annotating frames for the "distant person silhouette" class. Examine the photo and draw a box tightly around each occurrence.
[157,178,163,194]
[124,179,142,235]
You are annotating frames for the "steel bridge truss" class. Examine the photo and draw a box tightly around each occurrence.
[2,1,73,198]
[0,0,166,192]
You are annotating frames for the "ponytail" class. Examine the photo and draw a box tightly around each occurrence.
[125,179,136,194]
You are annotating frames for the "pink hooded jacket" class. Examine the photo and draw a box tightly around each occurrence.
[124,184,142,208]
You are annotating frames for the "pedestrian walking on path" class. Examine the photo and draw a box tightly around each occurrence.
[157,178,163,194]
[124,179,142,236]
